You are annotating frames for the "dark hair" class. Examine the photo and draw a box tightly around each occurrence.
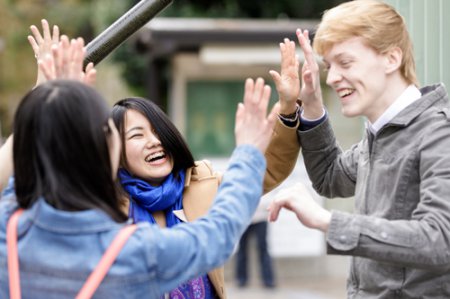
[112,97,195,176]
[13,80,127,222]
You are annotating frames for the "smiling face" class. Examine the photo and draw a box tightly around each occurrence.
[323,37,393,122]
[123,109,173,185]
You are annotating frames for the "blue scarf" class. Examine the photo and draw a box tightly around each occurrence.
[118,169,185,227]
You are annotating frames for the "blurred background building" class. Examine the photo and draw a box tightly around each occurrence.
[1,0,449,298]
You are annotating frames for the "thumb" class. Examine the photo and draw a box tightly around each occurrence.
[269,70,281,87]
[235,102,245,129]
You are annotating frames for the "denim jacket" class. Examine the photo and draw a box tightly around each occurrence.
[299,84,450,298]
[0,145,265,299]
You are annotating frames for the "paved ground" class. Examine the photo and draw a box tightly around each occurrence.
[225,276,347,299]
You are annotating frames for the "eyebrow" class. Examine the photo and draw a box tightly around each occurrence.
[325,52,352,63]
[125,126,144,135]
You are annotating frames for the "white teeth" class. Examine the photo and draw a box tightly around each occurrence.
[338,88,355,97]
[145,151,165,163]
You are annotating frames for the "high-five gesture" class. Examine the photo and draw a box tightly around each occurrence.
[270,29,324,119]
[28,19,60,86]
[235,78,279,153]
[28,19,96,86]
[37,36,96,85]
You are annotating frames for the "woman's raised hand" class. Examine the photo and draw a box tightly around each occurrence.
[28,19,96,86]
[28,19,59,86]
[269,38,300,115]
[235,77,279,153]
[37,36,96,85]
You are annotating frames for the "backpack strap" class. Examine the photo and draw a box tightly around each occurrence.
[6,208,137,299]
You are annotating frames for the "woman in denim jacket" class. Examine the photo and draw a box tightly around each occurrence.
[0,35,279,298]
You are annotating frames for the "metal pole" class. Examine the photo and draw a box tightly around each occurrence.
[84,0,172,67]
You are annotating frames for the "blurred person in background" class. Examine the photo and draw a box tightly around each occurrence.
[235,193,276,289]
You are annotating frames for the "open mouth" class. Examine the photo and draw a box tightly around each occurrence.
[338,88,355,98]
[145,151,166,163]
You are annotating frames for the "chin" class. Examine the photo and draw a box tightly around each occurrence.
[341,106,362,118]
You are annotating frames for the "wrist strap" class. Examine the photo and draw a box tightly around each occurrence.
[7,208,137,299]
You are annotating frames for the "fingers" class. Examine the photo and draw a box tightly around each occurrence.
[28,35,39,57]
[296,29,318,73]
[29,19,60,61]
[52,24,60,44]
[29,24,44,45]
[267,201,282,222]
[243,77,254,107]
[84,62,97,86]
[42,19,51,43]
[280,38,297,74]
[234,102,245,133]
[268,70,281,87]
[251,78,265,108]
[70,38,85,80]
[258,83,271,118]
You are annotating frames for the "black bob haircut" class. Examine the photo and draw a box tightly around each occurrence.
[13,80,126,222]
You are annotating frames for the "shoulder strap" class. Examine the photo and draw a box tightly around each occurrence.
[76,224,137,299]
[6,208,137,299]
[7,209,24,299]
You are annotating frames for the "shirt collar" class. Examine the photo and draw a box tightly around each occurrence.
[368,85,421,134]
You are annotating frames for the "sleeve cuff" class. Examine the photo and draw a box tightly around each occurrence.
[326,210,360,251]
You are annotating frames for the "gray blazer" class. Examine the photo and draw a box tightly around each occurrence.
[299,84,450,298]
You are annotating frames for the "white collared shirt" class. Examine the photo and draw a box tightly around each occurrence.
[368,85,422,134]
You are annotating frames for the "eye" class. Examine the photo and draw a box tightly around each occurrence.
[340,60,352,68]
[128,133,143,140]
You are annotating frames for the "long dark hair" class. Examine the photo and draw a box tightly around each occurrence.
[112,97,195,176]
[13,80,127,222]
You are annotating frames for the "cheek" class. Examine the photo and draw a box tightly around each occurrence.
[125,141,141,160]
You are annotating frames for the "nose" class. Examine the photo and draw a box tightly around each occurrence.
[325,65,342,86]
[145,132,161,149]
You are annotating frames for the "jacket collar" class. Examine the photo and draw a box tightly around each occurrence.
[386,84,448,128]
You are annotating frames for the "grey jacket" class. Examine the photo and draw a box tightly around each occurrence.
[299,84,450,298]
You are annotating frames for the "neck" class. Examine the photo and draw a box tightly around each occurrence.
[367,73,410,123]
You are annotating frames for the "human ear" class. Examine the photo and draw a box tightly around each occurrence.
[385,47,402,74]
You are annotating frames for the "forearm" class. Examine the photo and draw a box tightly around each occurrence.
[327,211,450,269]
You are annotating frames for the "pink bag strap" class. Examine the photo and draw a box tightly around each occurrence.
[7,208,138,299]
[7,209,24,299]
